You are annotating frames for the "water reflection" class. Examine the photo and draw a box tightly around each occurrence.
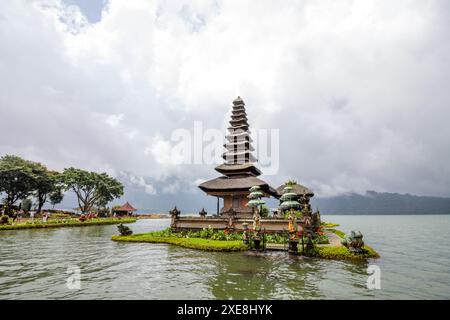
[204,251,328,299]
[0,217,449,299]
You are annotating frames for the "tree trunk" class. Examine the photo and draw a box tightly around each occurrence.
[5,195,15,216]
[36,193,46,214]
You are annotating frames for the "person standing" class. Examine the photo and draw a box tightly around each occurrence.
[17,210,23,224]
[30,211,35,223]
[12,211,18,224]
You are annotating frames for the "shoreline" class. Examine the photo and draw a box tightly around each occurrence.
[0,217,137,231]
[112,227,380,261]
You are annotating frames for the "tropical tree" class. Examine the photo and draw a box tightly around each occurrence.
[0,155,36,215]
[49,188,64,209]
[61,167,124,213]
[21,198,33,215]
[32,162,63,214]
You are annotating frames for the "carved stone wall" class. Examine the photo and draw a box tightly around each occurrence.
[171,216,289,233]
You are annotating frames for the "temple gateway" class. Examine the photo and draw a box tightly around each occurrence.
[170,97,314,232]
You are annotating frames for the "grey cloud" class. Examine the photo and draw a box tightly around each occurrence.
[1,0,449,213]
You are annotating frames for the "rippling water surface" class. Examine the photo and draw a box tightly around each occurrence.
[0,215,449,299]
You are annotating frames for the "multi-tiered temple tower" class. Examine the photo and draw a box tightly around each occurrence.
[199,97,278,218]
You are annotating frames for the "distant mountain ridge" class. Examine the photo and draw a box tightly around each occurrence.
[311,190,450,215]
[54,189,450,215]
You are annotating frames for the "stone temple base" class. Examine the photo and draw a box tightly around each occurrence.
[171,216,289,234]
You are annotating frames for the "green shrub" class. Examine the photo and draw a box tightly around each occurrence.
[314,234,330,244]
[0,215,10,225]
[312,245,379,261]
[50,213,71,218]
[260,205,270,217]
[321,222,340,228]
[117,223,133,236]
[198,226,215,238]
[327,228,346,238]
[0,217,137,231]
[283,210,302,219]
[265,233,288,244]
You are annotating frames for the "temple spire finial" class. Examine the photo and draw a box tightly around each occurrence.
[233,96,244,105]
[222,97,256,165]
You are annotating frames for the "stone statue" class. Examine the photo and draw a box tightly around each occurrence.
[299,214,315,255]
[341,231,366,253]
[252,210,261,233]
[305,233,314,254]
[224,207,236,230]
[199,208,207,218]
[169,206,180,229]
[312,209,321,232]
[242,222,250,244]
[252,211,262,250]
[302,214,312,233]
[288,210,298,234]
[287,209,299,253]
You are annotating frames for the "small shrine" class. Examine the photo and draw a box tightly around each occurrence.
[113,202,137,216]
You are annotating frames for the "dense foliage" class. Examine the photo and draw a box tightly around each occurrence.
[0,155,40,214]
[0,155,63,214]
[145,227,329,245]
[0,217,136,231]
[117,223,133,236]
[61,168,124,213]
[0,155,124,215]
[112,233,248,252]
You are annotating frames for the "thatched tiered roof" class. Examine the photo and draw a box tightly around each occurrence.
[199,176,278,197]
[198,97,277,198]
[276,183,314,197]
[114,202,137,212]
[222,96,255,165]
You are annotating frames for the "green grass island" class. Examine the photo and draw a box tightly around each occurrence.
[112,225,380,262]
[0,217,137,231]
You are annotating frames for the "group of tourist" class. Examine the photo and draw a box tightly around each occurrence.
[0,209,50,224]
[78,212,98,221]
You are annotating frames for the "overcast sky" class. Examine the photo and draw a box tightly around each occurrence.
[1,0,449,210]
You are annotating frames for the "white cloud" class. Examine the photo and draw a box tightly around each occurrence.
[104,113,124,127]
[162,181,180,194]
[121,172,157,195]
[1,0,449,204]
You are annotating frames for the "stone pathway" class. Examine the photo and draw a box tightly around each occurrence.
[321,231,343,247]
[265,243,286,251]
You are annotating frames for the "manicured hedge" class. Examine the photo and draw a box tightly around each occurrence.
[312,245,380,261]
[112,233,248,252]
[0,217,136,231]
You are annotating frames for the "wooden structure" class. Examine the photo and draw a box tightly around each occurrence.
[198,97,278,218]
[113,202,137,216]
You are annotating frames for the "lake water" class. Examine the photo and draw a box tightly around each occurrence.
[0,215,449,299]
